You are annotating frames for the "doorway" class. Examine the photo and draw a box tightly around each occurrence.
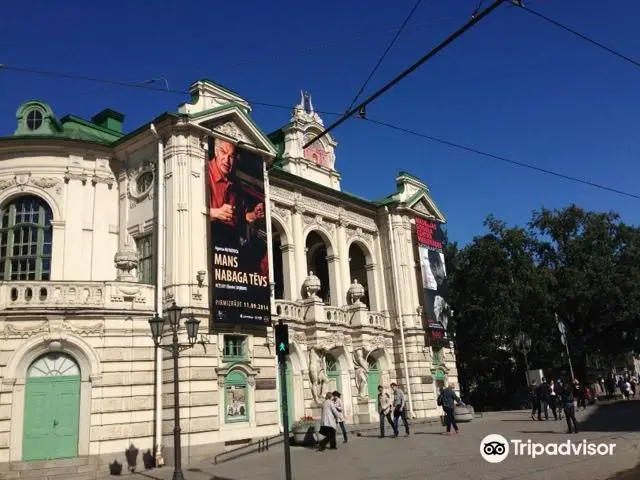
[23,353,80,461]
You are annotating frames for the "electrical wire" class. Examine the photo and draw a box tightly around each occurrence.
[516,4,640,70]
[365,118,640,200]
[303,0,506,149]
[343,0,425,114]
[1,58,639,200]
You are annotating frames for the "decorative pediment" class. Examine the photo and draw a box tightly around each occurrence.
[407,192,446,223]
[192,105,277,159]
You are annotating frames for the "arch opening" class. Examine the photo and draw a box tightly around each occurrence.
[305,231,331,304]
[348,242,371,307]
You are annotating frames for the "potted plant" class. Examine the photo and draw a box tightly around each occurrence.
[291,416,316,445]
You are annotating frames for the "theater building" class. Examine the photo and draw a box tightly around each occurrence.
[0,80,458,471]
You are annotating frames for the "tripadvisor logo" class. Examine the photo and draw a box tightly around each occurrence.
[480,434,616,463]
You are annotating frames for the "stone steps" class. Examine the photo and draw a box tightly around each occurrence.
[0,457,98,480]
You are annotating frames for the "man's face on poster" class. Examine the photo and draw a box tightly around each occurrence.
[215,139,236,177]
[431,255,446,286]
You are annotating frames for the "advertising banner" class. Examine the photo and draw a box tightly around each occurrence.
[415,217,450,339]
[206,136,271,329]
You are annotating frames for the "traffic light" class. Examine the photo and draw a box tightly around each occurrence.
[274,322,289,359]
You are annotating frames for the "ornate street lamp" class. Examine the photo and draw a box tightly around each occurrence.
[514,332,532,386]
[148,302,200,480]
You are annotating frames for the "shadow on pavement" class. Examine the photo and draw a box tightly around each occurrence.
[579,400,640,433]
[517,430,559,434]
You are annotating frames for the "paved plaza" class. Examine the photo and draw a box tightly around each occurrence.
[134,400,640,480]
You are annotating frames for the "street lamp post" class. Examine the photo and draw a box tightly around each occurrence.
[149,302,200,480]
[514,332,532,386]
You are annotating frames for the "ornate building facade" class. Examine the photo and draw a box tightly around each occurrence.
[0,80,457,471]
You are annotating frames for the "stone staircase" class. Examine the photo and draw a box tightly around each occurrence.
[0,457,98,480]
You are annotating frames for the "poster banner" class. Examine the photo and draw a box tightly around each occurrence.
[415,218,450,337]
[206,136,271,329]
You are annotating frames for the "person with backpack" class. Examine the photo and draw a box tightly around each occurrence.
[437,383,464,435]
[377,385,395,438]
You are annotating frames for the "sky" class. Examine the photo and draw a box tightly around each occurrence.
[1,0,639,245]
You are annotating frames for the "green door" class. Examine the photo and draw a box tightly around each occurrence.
[367,358,380,402]
[326,354,342,393]
[23,353,80,461]
[284,360,294,428]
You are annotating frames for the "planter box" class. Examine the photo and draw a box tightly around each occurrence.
[454,405,474,422]
[292,427,317,446]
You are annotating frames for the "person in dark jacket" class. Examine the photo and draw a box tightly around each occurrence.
[437,383,464,435]
[529,380,539,420]
[561,378,579,434]
[536,377,550,420]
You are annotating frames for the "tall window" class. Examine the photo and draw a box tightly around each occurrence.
[0,196,53,281]
[136,235,153,284]
[223,335,247,362]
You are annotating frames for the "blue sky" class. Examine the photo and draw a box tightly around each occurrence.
[1,0,639,245]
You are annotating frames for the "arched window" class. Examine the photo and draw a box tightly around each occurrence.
[0,196,53,281]
[224,370,248,423]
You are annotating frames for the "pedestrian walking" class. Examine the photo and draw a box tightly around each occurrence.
[548,379,559,421]
[317,392,340,451]
[377,385,395,438]
[529,380,538,420]
[437,383,463,435]
[536,377,550,420]
[391,382,410,437]
[561,378,579,434]
[332,391,347,443]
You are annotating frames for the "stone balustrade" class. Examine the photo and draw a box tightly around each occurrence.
[274,299,389,330]
[0,281,155,311]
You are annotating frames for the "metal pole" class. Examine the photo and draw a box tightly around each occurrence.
[172,330,184,480]
[565,343,575,382]
[523,350,531,386]
[278,356,292,480]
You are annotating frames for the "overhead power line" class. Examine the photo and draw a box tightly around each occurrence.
[344,0,425,113]
[365,118,640,200]
[303,0,507,149]
[2,55,639,201]
[516,4,640,70]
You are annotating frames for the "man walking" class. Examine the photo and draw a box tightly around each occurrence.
[377,385,394,438]
[391,383,410,437]
[437,383,463,435]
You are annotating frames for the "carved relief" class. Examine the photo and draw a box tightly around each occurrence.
[368,335,392,352]
[270,203,291,221]
[4,321,50,339]
[293,332,307,344]
[0,174,64,195]
[346,227,373,248]
[269,185,296,202]
[61,320,105,337]
[213,121,250,143]
[319,332,352,350]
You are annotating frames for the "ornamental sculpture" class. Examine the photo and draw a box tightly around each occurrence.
[308,347,329,405]
[114,240,139,282]
[347,278,365,306]
[353,347,370,399]
[302,271,321,300]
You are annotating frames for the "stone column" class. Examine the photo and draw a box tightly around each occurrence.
[90,177,111,280]
[326,254,341,307]
[50,220,66,281]
[336,221,350,306]
[291,206,307,299]
[280,244,297,300]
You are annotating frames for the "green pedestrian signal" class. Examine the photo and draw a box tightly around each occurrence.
[275,322,289,357]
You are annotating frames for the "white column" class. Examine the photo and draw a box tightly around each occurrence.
[291,208,307,299]
[281,244,297,300]
[373,232,389,313]
[337,223,350,306]
[62,179,84,280]
[90,180,110,280]
[50,221,65,281]
[326,254,341,307]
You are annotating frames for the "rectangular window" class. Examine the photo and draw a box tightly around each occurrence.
[223,335,247,362]
[136,235,153,284]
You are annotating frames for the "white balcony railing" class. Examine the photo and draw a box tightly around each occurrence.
[274,298,389,330]
[0,281,155,311]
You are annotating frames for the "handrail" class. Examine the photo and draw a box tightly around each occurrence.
[213,433,284,465]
